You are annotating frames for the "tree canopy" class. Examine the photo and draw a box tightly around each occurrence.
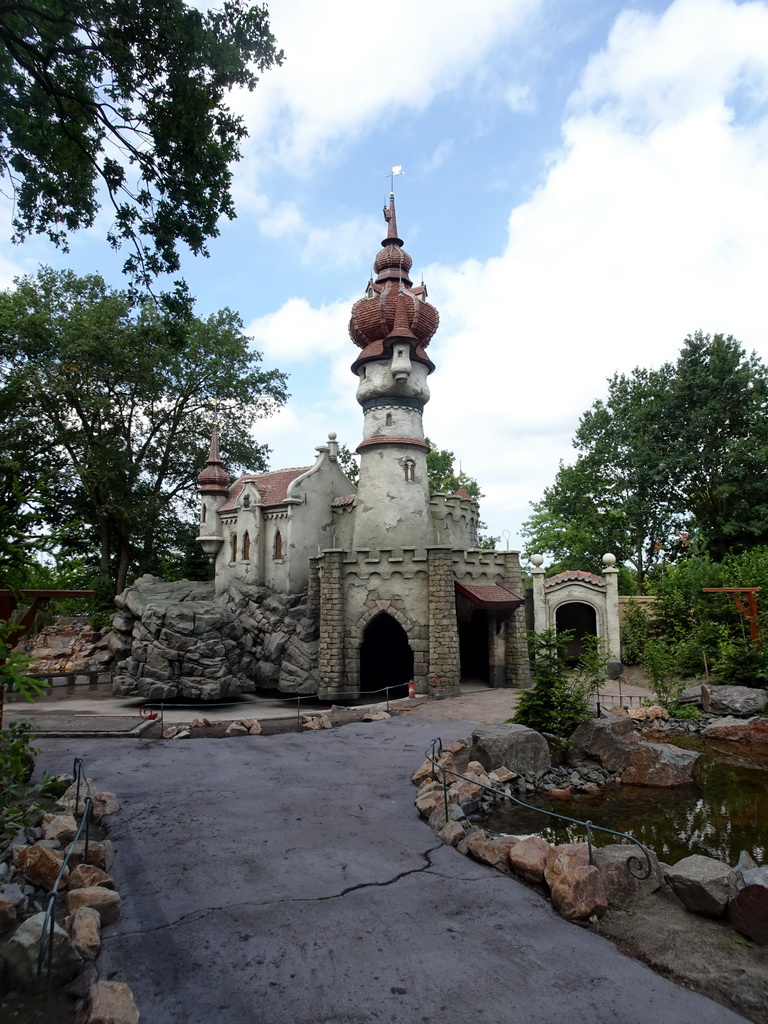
[0,267,288,594]
[0,1,283,284]
[522,332,768,591]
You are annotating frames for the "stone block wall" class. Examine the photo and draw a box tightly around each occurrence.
[428,547,461,696]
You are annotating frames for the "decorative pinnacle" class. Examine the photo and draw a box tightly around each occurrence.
[382,193,403,247]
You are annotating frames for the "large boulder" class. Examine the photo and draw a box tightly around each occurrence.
[592,844,664,908]
[665,854,742,917]
[701,684,768,717]
[545,845,608,921]
[567,718,639,772]
[702,716,768,744]
[620,742,700,787]
[2,912,82,990]
[469,725,550,776]
[508,836,551,885]
[729,881,768,945]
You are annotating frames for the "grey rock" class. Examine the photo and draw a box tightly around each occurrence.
[701,684,768,717]
[592,844,663,908]
[3,912,82,990]
[665,854,742,917]
[568,718,639,772]
[469,725,551,776]
[677,684,703,707]
[0,883,28,910]
[620,742,700,787]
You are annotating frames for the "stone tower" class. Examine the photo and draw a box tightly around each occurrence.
[348,192,439,551]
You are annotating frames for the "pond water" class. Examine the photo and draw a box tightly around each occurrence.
[481,734,768,865]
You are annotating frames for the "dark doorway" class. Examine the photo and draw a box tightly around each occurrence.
[459,609,490,683]
[359,613,414,698]
[555,602,597,665]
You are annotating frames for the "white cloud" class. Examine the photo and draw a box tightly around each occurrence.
[426,0,768,544]
[246,296,352,362]
[233,0,542,171]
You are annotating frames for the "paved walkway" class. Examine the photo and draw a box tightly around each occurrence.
[6,675,653,735]
[37,707,747,1024]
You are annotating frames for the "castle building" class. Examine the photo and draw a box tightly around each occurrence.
[197,193,530,698]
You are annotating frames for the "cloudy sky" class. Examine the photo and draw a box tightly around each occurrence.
[3,0,768,551]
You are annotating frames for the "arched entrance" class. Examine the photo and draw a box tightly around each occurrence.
[359,613,414,698]
[459,609,490,683]
[555,602,597,665]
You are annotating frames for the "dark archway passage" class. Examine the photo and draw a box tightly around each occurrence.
[359,613,414,698]
[555,602,597,665]
[459,609,490,683]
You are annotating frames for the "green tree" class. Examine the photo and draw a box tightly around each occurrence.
[0,1,283,284]
[522,333,768,590]
[0,266,288,594]
[668,332,768,560]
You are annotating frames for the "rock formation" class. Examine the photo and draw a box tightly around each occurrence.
[111,575,319,700]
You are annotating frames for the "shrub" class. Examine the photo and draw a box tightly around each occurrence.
[515,629,608,738]
[642,639,685,709]
[621,600,652,665]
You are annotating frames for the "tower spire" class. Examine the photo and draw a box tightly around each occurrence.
[197,424,229,495]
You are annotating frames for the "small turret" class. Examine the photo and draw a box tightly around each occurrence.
[197,425,228,561]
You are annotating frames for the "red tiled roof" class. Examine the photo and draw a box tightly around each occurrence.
[454,488,472,500]
[331,494,356,507]
[218,467,311,512]
[455,582,524,607]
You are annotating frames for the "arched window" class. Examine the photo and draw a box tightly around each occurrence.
[403,458,415,482]
[242,531,250,560]
[230,534,237,562]
[274,529,282,560]
[385,412,392,426]
[201,503,207,523]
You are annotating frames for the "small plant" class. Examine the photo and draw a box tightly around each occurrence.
[515,629,607,738]
[668,704,702,721]
[0,721,53,836]
[642,639,685,709]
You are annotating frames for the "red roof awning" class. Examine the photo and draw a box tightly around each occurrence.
[455,582,524,624]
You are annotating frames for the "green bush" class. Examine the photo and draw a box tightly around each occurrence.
[621,600,652,665]
[0,721,53,836]
[642,639,685,709]
[514,629,607,738]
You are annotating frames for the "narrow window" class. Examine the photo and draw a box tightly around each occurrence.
[201,504,207,523]
[385,413,392,426]
[274,529,282,560]
[230,534,237,562]
[410,463,415,482]
[242,531,250,560]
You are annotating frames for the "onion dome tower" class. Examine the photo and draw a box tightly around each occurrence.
[349,192,440,550]
[196,424,228,561]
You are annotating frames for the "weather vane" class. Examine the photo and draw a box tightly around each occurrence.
[209,396,219,426]
[387,164,404,192]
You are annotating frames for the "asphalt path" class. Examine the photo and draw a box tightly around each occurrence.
[38,717,749,1024]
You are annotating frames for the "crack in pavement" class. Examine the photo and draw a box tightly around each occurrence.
[105,844,445,940]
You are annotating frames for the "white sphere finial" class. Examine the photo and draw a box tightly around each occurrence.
[602,552,616,566]
[328,431,337,441]
[530,554,544,567]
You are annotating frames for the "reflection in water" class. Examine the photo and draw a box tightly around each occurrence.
[482,735,768,865]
